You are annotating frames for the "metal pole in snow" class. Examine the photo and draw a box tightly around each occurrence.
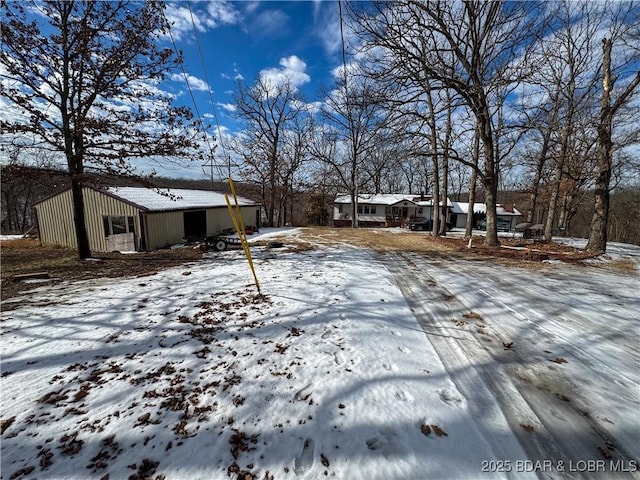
[225,178,261,294]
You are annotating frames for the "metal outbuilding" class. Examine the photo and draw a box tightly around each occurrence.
[33,186,260,252]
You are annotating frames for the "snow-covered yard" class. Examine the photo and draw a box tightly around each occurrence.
[1,228,638,479]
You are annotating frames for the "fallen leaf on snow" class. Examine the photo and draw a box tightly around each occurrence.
[549,357,568,364]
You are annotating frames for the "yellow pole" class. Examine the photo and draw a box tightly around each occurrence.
[225,178,260,293]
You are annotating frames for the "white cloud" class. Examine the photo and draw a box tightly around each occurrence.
[312,3,343,55]
[163,1,240,40]
[250,9,289,38]
[217,102,237,113]
[170,73,210,92]
[204,1,241,28]
[244,2,260,15]
[259,55,311,91]
[221,65,244,82]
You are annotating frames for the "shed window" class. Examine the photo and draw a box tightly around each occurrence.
[103,215,135,237]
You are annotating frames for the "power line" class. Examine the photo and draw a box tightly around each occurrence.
[160,5,223,187]
[187,0,232,181]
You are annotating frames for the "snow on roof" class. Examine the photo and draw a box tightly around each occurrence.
[452,201,522,216]
[106,187,256,212]
[334,194,452,207]
[451,202,485,215]
[334,194,418,206]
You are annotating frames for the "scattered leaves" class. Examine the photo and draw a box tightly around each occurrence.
[38,448,54,469]
[599,445,614,459]
[1,416,16,435]
[229,430,259,460]
[73,384,91,402]
[9,466,35,479]
[288,327,303,337]
[274,344,288,354]
[431,425,448,437]
[39,389,69,404]
[549,357,568,364]
[127,458,163,480]
[59,431,83,456]
[320,453,330,467]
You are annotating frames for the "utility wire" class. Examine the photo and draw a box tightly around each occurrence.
[187,0,232,181]
[160,6,223,184]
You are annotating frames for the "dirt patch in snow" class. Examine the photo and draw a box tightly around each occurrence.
[1,238,203,304]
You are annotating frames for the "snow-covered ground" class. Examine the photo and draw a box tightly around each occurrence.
[1,228,638,479]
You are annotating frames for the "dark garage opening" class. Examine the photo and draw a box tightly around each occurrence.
[184,210,207,239]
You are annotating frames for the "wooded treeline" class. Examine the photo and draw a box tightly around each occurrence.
[1,1,639,254]
[225,1,639,251]
[2,164,639,247]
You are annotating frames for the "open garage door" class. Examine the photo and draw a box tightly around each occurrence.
[183,210,206,239]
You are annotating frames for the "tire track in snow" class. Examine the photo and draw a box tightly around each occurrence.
[430,258,638,383]
[382,251,639,480]
[424,255,640,456]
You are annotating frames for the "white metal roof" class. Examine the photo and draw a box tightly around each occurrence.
[106,187,256,212]
[334,194,417,205]
[452,201,522,216]
[334,194,452,207]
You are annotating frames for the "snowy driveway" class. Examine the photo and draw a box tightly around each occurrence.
[1,229,638,479]
[383,250,639,479]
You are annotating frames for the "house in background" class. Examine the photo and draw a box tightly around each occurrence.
[451,202,522,231]
[34,186,259,252]
[333,194,453,227]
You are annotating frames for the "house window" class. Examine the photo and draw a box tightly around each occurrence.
[103,215,135,237]
[358,205,375,214]
[338,204,343,213]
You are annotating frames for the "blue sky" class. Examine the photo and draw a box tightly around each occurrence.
[163,1,342,133]
[156,1,346,179]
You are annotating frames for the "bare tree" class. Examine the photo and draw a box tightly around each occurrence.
[313,69,390,227]
[533,2,601,242]
[1,1,203,258]
[586,32,640,251]
[351,0,542,246]
[465,125,480,239]
[233,76,308,227]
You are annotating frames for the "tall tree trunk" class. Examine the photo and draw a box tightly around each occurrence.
[526,125,555,224]
[439,94,452,236]
[478,114,499,247]
[586,38,640,252]
[543,157,563,241]
[425,81,439,236]
[268,153,277,227]
[545,72,576,241]
[70,178,91,258]
[465,127,480,239]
